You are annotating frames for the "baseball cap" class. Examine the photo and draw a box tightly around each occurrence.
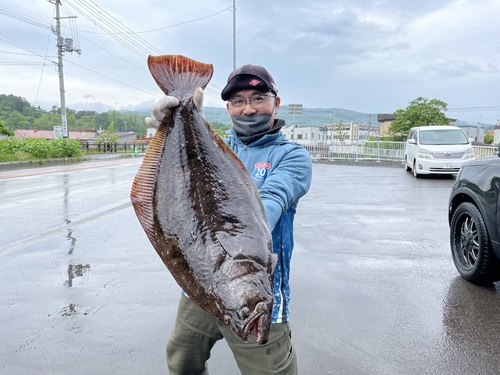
[221,64,278,101]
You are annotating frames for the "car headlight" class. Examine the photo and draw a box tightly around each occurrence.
[417,147,431,159]
[464,148,475,158]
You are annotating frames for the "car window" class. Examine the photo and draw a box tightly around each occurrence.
[407,129,416,141]
[419,130,468,145]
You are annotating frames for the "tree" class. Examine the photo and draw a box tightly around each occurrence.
[0,118,14,136]
[333,119,348,143]
[484,133,494,144]
[389,97,449,139]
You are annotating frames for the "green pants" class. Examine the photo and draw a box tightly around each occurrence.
[166,294,298,375]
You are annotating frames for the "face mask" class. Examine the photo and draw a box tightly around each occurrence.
[231,113,273,144]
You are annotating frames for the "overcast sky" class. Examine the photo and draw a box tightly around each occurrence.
[1,0,499,124]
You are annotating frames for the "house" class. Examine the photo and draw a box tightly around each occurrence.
[281,122,377,145]
[377,114,396,138]
[13,129,137,142]
[377,114,457,138]
[494,120,500,145]
[14,129,97,140]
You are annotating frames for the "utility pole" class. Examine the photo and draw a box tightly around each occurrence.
[477,114,483,142]
[368,114,372,138]
[52,0,81,138]
[233,0,236,70]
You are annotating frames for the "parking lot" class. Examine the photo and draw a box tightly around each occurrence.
[1,159,500,374]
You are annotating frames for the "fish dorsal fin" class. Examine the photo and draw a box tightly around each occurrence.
[147,55,214,102]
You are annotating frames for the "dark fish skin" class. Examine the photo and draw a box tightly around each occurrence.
[130,55,275,344]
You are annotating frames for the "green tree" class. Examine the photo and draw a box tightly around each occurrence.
[333,119,348,142]
[484,133,494,144]
[389,97,449,139]
[0,118,14,136]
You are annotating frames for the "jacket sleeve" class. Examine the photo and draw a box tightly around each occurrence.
[259,145,312,230]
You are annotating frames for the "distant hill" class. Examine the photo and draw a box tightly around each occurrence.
[120,104,381,129]
[14,95,497,131]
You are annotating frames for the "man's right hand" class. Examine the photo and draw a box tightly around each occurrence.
[144,88,205,129]
[145,96,179,129]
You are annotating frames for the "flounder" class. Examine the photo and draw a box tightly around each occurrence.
[130,55,275,344]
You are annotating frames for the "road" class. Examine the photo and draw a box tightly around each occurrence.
[1,158,500,374]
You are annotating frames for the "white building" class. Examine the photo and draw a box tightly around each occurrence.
[494,120,500,145]
[281,122,378,145]
[458,125,485,142]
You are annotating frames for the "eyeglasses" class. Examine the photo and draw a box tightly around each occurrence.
[228,94,275,109]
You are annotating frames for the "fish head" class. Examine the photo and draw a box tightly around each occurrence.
[214,259,274,344]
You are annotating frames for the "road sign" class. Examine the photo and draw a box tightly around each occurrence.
[288,104,303,115]
[54,126,63,139]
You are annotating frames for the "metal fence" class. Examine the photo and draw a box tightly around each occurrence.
[301,141,405,161]
[80,141,148,153]
[299,141,498,161]
[80,140,498,161]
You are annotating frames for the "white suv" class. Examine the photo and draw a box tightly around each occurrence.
[404,125,475,177]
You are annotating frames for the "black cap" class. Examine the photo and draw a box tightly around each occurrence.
[221,64,278,101]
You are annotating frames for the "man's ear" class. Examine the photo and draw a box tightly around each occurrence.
[274,96,281,114]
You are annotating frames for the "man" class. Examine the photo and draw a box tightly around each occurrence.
[146,64,312,375]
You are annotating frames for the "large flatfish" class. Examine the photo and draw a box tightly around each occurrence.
[130,55,275,344]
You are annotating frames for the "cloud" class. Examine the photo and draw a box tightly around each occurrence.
[1,0,499,124]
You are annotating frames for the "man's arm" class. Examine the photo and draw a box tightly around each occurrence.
[259,146,312,230]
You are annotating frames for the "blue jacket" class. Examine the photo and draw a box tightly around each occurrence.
[226,125,312,323]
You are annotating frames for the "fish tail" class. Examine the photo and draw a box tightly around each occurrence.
[147,55,214,101]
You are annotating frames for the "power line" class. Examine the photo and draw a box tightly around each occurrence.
[64,0,162,58]
[447,106,500,112]
[0,3,223,101]
[0,6,52,30]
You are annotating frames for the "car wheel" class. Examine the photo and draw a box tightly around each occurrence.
[413,160,420,178]
[404,157,411,172]
[450,202,500,283]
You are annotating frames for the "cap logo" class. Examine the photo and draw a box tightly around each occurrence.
[249,79,260,86]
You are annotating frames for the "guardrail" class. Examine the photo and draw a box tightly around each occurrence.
[80,141,148,153]
[301,141,405,162]
[80,140,498,161]
[299,141,498,162]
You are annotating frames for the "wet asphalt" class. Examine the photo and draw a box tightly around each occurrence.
[1,157,500,374]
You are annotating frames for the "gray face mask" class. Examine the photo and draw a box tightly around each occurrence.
[231,113,273,144]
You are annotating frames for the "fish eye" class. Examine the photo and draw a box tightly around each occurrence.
[241,306,250,317]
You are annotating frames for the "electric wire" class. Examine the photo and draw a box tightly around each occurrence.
[0,3,225,102]
[0,6,52,31]
[35,6,57,108]
[64,0,162,58]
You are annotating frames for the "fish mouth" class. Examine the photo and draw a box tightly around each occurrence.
[241,302,270,344]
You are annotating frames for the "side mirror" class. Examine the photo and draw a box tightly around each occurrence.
[468,137,475,143]
[497,144,500,157]
[407,139,416,145]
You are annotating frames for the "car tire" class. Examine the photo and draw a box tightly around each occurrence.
[413,160,420,178]
[404,157,411,172]
[450,202,500,283]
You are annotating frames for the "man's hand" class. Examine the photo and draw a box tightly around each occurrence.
[145,96,179,129]
[144,88,205,129]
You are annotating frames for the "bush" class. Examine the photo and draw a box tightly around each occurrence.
[0,137,83,160]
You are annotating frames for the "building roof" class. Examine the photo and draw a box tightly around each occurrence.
[377,114,396,122]
[14,129,91,140]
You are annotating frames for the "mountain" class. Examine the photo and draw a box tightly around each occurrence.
[31,100,495,130]
[117,104,381,128]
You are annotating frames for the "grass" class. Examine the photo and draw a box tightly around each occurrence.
[0,153,21,162]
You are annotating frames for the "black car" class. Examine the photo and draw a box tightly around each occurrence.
[448,144,500,283]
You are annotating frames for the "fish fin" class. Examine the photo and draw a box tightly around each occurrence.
[148,55,214,101]
[130,124,168,248]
